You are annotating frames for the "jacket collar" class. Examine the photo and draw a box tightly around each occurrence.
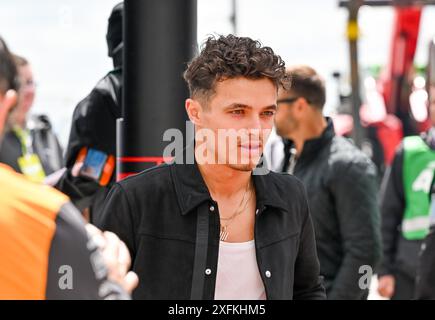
[252,171,289,213]
[284,117,335,162]
[170,146,289,216]
[170,160,212,216]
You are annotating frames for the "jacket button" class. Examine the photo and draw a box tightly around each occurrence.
[256,209,260,215]
[205,269,212,276]
[210,206,215,212]
[265,271,272,278]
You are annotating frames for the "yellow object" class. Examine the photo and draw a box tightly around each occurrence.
[17,154,46,183]
[13,126,46,183]
[347,20,359,41]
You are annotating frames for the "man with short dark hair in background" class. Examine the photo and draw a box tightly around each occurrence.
[267,65,382,299]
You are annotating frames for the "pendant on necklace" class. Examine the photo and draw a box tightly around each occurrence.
[220,225,229,242]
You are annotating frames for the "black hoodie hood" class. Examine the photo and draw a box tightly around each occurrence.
[106,2,123,67]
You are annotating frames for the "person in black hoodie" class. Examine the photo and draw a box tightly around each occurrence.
[267,65,382,299]
[55,2,123,223]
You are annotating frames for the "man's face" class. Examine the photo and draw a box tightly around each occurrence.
[193,77,277,171]
[274,88,301,139]
[10,64,35,126]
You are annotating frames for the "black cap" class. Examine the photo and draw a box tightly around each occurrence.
[106,2,124,58]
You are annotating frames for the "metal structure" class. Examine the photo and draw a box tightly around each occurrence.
[118,0,197,180]
[231,0,238,35]
[338,0,435,147]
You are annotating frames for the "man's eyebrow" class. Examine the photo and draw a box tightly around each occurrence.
[223,103,277,111]
[263,104,277,110]
[223,103,251,111]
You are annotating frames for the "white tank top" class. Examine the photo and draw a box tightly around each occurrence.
[214,240,266,300]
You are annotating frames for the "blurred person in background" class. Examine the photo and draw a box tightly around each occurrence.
[0,35,137,299]
[55,2,123,224]
[379,81,435,300]
[0,55,63,183]
[415,176,435,299]
[267,65,382,299]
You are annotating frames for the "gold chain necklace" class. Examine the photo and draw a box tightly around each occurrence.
[219,179,252,242]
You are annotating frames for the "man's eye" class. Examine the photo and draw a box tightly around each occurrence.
[230,110,244,115]
[261,111,275,116]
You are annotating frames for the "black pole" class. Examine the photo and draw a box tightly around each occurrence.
[119,0,197,179]
[429,38,435,98]
[346,0,365,148]
[230,0,237,35]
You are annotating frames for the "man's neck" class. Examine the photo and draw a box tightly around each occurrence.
[197,162,252,199]
[288,115,327,156]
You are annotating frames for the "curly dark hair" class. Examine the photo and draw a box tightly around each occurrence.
[184,34,289,103]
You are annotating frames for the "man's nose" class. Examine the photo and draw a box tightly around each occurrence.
[248,113,262,131]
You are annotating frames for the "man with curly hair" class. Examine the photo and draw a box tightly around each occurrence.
[100,35,326,300]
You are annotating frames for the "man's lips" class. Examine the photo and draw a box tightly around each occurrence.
[239,142,262,151]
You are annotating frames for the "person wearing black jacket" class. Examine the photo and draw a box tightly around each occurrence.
[55,3,123,223]
[267,65,382,299]
[0,114,63,178]
[100,35,326,300]
[379,90,435,300]
[415,177,435,299]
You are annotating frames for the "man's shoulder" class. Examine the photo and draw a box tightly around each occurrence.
[259,171,309,221]
[73,71,122,117]
[330,135,363,156]
[0,165,69,218]
[94,69,122,94]
[116,164,306,199]
[117,164,172,192]
[265,169,304,185]
[329,135,376,174]
[261,170,306,198]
